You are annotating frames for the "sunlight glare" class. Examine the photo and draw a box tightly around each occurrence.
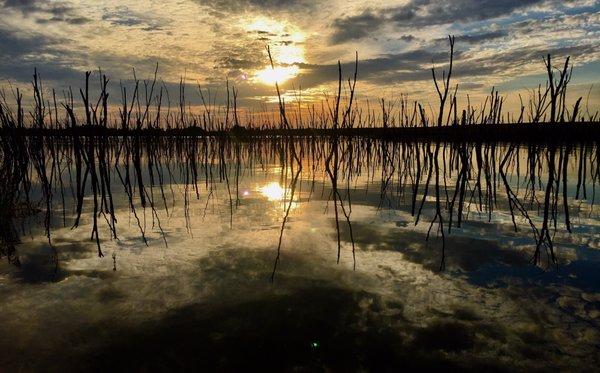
[245,17,306,86]
[259,182,286,201]
[276,44,304,65]
[246,17,286,34]
[256,65,300,85]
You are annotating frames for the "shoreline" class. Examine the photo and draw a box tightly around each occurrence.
[1,122,599,143]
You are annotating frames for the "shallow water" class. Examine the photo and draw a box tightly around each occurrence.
[1,137,599,371]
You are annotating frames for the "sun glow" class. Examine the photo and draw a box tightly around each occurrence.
[245,17,306,86]
[276,44,305,65]
[256,65,300,85]
[246,17,287,34]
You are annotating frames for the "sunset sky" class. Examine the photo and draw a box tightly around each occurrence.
[1,0,599,114]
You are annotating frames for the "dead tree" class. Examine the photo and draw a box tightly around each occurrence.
[544,54,572,124]
[432,35,455,127]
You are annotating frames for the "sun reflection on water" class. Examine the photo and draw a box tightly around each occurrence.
[259,182,285,201]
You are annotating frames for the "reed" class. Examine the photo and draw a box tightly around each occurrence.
[1,39,599,276]
[1,134,596,275]
[0,40,597,136]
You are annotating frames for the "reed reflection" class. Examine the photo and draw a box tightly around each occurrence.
[0,135,598,279]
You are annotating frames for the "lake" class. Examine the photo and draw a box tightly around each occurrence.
[1,136,599,371]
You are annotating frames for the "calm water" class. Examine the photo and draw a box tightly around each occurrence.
[1,137,599,371]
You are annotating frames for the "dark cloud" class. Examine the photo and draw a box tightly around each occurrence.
[0,26,178,94]
[380,43,598,84]
[286,42,597,90]
[290,49,453,88]
[458,30,509,44]
[206,35,266,76]
[330,0,544,43]
[0,27,82,83]
[36,15,91,25]
[2,0,41,12]
[230,0,309,8]
[460,82,485,90]
[330,10,384,43]
[400,34,416,42]
[509,11,599,36]
[215,56,263,70]
[101,6,164,31]
[196,0,315,14]
[431,30,509,46]
[391,0,545,26]
[1,0,91,24]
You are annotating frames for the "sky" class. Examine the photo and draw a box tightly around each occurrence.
[0,0,599,117]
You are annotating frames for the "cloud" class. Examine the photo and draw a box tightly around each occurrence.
[101,5,164,31]
[0,26,178,91]
[196,0,314,12]
[286,49,454,89]
[1,0,91,25]
[330,0,546,43]
[330,10,385,43]
[391,0,545,26]
[456,30,509,44]
[287,41,598,92]
[400,34,416,42]
[0,0,597,111]
[0,27,82,83]
[2,0,43,13]
[36,15,91,25]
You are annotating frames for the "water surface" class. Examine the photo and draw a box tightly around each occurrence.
[1,137,599,371]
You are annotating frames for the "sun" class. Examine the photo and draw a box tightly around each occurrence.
[256,66,300,85]
[244,17,306,86]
